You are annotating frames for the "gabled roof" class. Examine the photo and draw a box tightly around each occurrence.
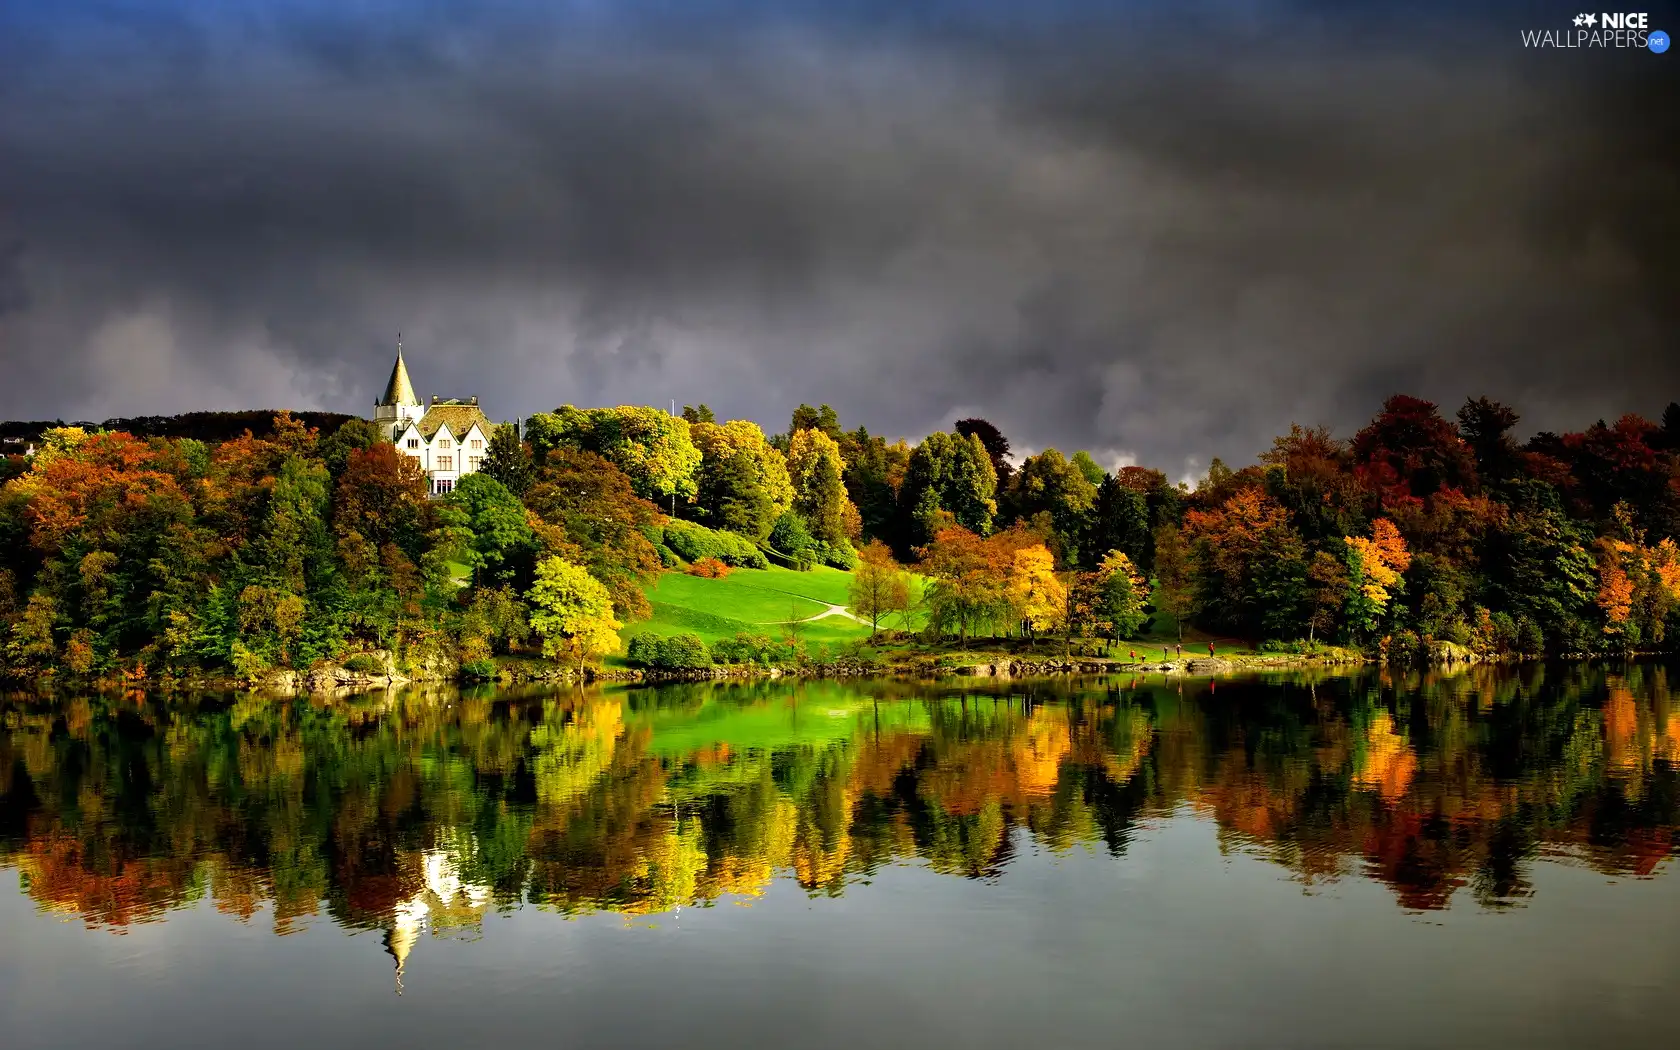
[417,404,492,440]
[381,350,420,407]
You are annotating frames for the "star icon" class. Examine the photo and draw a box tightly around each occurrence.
[1584,13,1597,26]
[1574,13,1586,25]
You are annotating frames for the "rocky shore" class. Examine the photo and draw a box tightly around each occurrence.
[52,638,1545,697]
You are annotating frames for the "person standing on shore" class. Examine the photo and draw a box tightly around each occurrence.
[1163,645,1170,662]
[1208,641,1216,658]
[1175,643,1183,659]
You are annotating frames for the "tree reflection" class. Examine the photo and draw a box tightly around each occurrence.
[2,665,1678,978]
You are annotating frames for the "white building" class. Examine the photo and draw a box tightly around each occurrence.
[372,343,495,495]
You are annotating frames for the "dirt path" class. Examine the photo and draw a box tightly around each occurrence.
[757,602,866,626]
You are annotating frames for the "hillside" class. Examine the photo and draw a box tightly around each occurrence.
[618,565,922,656]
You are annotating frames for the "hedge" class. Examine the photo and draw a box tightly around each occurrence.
[661,520,769,569]
[626,632,712,670]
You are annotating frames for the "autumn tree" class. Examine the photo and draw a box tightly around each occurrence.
[1008,545,1064,641]
[1152,523,1194,643]
[1182,488,1306,638]
[787,427,859,550]
[920,526,1007,646]
[954,417,1014,488]
[1352,394,1477,505]
[526,556,621,674]
[1343,518,1413,638]
[524,406,700,504]
[788,403,842,441]
[847,540,911,639]
[522,449,663,621]
[690,419,795,540]
[1305,551,1348,643]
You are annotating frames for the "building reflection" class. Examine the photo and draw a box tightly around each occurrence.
[2,664,1678,982]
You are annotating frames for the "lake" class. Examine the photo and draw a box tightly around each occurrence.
[3,665,1678,1049]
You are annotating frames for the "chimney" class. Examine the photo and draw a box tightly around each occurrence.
[470,396,478,406]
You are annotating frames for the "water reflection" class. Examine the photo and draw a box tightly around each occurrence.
[2,664,1678,981]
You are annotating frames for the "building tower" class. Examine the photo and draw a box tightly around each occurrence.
[373,336,423,441]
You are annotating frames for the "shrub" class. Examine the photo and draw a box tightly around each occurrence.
[626,634,659,667]
[656,543,681,568]
[1443,619,1474,647]
[662,519,769,569]
[769,512,816,570]
[1388,629,1423,664]
[687,556,732,579]
[711,632,779,664]
[343,653,385,674]
[814,540,857,570]
[626,632,712,670]
[459,658,497,682]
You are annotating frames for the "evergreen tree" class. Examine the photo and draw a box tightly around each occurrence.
[480,423,535,496]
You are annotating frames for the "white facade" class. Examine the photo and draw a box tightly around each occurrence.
[391,415,491,495]
[372,344,494,495]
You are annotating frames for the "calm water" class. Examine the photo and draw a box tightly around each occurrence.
[3,666,1679,1049]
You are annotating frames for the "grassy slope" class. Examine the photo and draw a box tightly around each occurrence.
[615,566,1261,669]
[617,566,903,660]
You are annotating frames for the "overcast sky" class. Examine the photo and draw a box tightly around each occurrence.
[0,1,1675,476]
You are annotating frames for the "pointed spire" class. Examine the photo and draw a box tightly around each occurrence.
[380,334,419,407]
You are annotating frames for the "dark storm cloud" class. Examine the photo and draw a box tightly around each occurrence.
[0,0,1675,475]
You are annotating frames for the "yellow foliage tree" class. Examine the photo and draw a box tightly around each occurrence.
[1008,545,1065,637]
[526,557,622,674]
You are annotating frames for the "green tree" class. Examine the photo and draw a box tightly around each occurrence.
[480,423,535,497]
[1097,550,1149,641]
[526,557,621,674]
[448,473,537,587]
[1008,449,1097,560]
[789,403,841,440]
[1083,476,1150,570]
[1070,450,1106,487]
[319,418,384,480]
[901,431,998,549]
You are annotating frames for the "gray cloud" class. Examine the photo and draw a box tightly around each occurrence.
[0,2,1675,472]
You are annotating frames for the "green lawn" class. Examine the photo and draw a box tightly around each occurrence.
[616,566,873,654]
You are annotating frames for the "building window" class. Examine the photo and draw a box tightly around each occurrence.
[435,479,453,494]
[468,456,481,471]
[406,438,419,449]
[439,438,452,450]
[470,439,483,450]
[437,456,453,471]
